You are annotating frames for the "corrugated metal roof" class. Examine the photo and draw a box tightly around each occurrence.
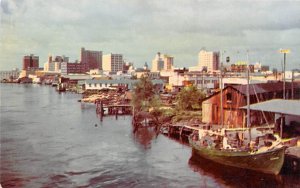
[240,99,300,116]
[230,82,300,95]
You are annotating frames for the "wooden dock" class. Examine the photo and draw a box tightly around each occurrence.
[95,100,132,121]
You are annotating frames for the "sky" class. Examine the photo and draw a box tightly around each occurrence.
[1,0,300,71]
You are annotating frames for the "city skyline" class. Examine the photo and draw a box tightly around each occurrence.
[1,0,300,71]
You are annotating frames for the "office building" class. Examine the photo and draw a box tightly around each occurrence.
[198,50,220,72]
[163,55,174,71]
[44,55,68,72]
[23,54,39,70]
[152,52,173,72]
[102,53,123,73]
[81,47,102,71]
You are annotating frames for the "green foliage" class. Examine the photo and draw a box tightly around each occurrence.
[131,75,155,111]
[175,85,206,111]
[171,110,202,123]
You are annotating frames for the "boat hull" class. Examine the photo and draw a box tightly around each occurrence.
[189,138,285,175]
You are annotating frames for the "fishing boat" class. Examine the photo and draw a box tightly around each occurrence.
[189,127,285,175]
[189,54,285,175]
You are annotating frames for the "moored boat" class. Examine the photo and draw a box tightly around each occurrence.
[189,129,285,175]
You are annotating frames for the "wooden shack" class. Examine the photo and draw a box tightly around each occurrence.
[202,82,300,128]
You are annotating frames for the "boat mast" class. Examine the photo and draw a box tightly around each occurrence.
[246,51,250,128]
[220,51,224,128]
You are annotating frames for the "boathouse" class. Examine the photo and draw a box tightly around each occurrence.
[202,82,300,127]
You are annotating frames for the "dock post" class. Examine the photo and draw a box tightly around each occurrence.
[100,101,103,121]
[180,126,184,136]
[115,107,118,120]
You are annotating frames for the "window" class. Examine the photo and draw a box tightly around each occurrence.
[89,84,92,87]
[94,83,97,87]
[226,93,232,102]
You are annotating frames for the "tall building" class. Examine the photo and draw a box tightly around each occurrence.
[102,53,123,73]
[54,55,69,63]
[163,55,174,71]
[23,54,39,70]
[44,55,68,72]
[81,47,102,71]
[198,50,220,72]
[152,52,175,72]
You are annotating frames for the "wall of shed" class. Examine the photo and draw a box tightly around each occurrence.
[202,86,279,127]
[202,87,246,127]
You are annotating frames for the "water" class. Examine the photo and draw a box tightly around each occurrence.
[1,84,299,188]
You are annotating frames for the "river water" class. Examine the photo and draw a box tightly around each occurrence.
[0,84,299,188]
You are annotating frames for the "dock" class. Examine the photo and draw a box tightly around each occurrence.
[95,100,132,121]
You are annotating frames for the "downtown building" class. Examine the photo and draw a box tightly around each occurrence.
[81,47,102,71]
[61,61,86,75]
[102,53,124,74]
[198,50,220,72]
[151,52,174,72]
[0,68,20,80]
[44,55,69,72]
[61,48,102,75]
[23,54,39,70]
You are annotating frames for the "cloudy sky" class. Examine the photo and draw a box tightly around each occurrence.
[1,0,300,71]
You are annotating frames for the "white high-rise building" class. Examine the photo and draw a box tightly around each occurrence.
[102,53,123,73]
[163,55,173,71]
[152,52,164,72]
[44,55,62,72]
[198,50,220,72]
[152,52,174,72]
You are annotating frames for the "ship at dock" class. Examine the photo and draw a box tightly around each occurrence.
[189,126,285,175]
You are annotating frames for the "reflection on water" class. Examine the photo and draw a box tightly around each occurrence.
[133,126,157,150]
[1,84,299,188]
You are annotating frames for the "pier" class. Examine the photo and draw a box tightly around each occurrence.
[95,99,132,121]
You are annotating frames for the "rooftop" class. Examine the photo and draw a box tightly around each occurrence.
[230,82,300,96]
[240,99,300,116]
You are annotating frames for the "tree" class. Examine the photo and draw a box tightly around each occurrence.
[176,85,206,111]
[131,75,155,111]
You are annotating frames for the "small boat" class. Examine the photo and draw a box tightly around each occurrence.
[56,83,66,92]
[189,128,285,175]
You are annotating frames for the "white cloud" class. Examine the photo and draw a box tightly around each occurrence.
[1,0,300,70]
